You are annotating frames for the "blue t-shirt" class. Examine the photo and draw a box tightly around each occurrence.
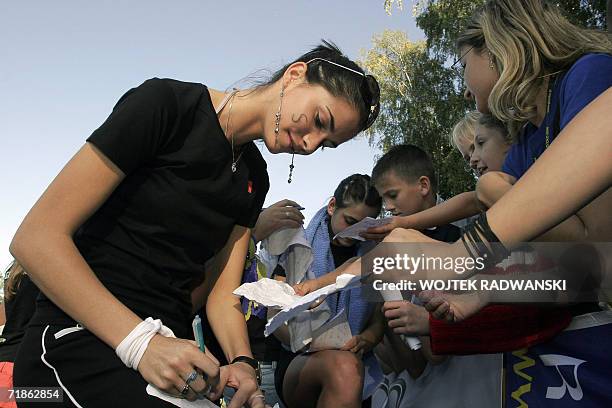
[503,53,612,179]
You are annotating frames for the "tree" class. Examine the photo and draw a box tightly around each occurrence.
[413,0,607,59]
[370,0,607,198]
[362,31,475,198]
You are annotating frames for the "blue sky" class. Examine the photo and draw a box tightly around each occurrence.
[0,1,423,268]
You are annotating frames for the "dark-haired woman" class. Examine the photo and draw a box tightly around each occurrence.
[10,41,380,407]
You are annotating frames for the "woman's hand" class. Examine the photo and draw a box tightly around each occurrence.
[221,362,266,408]
[382,301,430,336]
[251,199,304,242]
[137,335,222,401]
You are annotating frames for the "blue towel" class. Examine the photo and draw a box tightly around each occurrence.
[305,207,382,398]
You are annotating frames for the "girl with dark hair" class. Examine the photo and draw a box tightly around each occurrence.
[10,41,380,407]
[270,174,383,408]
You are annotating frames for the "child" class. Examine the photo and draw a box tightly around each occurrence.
[449,110,480,164]
[370,144,462,243]
[363,116,510,239]
[370,130,511,408]
[271,174,384,408]
[377,117,571,354]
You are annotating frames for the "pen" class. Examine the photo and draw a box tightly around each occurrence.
[192,315,205,352]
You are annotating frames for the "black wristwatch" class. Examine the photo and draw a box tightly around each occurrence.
[231,356,261,386]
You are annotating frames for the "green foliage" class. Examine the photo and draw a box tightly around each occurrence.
[362,31,475,198]
[369,1,607,198]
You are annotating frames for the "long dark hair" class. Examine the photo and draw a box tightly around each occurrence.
[260,40,380,132]
[333,173,382,212]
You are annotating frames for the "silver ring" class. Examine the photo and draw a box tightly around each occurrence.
[180,383,190,396]
[185,370,198,386]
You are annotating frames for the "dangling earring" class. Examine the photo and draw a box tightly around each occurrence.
[487,50,495,70]
[274,86,295,183]
[274,87,284,145]
[288,153,295,183]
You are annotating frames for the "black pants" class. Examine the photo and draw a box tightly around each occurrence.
[14,324,176,407]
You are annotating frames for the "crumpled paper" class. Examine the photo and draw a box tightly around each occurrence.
[233,278,300,309]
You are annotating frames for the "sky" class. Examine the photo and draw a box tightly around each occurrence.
[0,0,423,268]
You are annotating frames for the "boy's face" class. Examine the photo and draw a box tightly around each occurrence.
[375,170,426,216]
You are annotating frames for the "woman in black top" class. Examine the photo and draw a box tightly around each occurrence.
[10,41,380,407]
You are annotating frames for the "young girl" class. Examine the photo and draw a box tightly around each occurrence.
[271,174,383,408]
[449,110,480,164]
[364,113,511,239]
[10,41,380,407]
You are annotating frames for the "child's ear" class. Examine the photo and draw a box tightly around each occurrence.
[327,197,336,217]
[418,176,431,197]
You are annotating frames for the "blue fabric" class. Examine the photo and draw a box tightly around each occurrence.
[305,207,382,398]
[304,207,373,335]
[503,53,612,180]
[240,237,267,320]
[504,315,612,407]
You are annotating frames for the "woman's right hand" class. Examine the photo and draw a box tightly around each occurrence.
[137,334,223,401]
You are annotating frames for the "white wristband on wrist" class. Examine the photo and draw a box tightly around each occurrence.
[116,317,175,370]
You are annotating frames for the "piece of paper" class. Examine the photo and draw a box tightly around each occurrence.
[146,385,218,407]
[264,273,361,336]
[333,217,392,241]
[308,309,352,351]
[233,278,301,309]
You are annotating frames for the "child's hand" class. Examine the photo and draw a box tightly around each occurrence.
[360,217,399,241]
[340,334,376,357]
[419,290,488,323]
[292,279,320,296]
[382,301,430,336]
[360,216,410,241]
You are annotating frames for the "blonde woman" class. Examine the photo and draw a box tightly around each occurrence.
[455,0,612,241]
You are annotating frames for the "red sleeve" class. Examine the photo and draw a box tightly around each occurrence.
[429,305,571,355]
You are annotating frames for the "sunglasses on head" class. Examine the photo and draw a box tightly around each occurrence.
[306,58,380,131]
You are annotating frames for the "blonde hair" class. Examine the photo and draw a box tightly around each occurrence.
[450,110,481,150]
[457,0,612,139]
[478,114,512,144]
[4,260,27,302]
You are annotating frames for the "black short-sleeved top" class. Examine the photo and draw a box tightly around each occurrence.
[34,78,269,338]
